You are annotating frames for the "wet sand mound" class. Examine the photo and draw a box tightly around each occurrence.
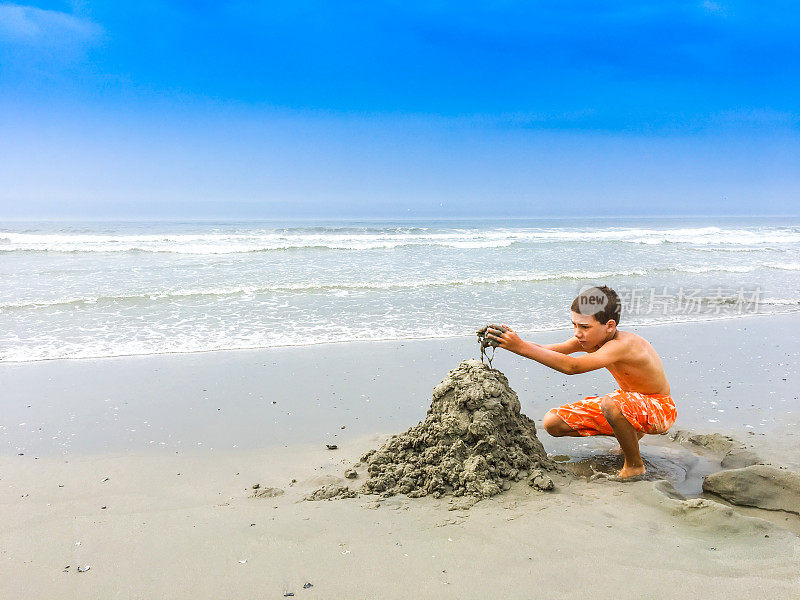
[703,465,800,515]
[358,359,555,500]
[669,429,762,469]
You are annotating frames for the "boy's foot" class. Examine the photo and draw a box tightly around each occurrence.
[617,464,646,479]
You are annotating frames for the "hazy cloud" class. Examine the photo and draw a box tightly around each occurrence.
[0,3,102,46]
[702,1,726,15]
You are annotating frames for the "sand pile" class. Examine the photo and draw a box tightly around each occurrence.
[669,430,762,469]
[703,465,800,514]
[355,359,555,500]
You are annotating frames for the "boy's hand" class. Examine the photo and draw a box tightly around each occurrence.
[486,324,522,353]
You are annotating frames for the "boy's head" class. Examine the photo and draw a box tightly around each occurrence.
[570,286,621,347]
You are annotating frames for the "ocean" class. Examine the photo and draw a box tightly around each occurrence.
[1,216,799,362]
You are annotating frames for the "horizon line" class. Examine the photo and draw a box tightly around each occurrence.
[1,213,799,224]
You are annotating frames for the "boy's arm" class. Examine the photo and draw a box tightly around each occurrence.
[541,337,583,355]
[487,325,626,375]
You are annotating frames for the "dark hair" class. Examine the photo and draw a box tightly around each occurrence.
[571,286,621,325]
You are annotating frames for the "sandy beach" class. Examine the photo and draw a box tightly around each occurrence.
[4,1,800,596]
[2,313,800,598]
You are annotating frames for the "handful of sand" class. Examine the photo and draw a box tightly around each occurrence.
[476,324,507,368]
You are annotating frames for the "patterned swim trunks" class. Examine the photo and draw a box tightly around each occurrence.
[549,389,677,437]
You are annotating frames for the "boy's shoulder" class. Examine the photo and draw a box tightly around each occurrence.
[603,330,646,352]
[615,329,644,343]
[613,330,657,355]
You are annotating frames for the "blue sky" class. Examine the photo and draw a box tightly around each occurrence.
[1,1,798,219]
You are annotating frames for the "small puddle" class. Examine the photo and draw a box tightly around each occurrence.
[553,437,721,497]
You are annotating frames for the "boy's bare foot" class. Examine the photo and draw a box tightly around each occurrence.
[617,464,646,479]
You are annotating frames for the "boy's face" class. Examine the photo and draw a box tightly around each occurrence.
[571,311,615,349]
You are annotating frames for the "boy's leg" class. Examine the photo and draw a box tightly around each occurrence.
[600,398,646,478]
[542,410,584,437]
[613,431,645,455]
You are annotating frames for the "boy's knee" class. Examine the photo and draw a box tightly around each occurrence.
[542,410,563,435]
[599,397,620,415]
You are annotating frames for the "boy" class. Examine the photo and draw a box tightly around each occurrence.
[485,286,676,479]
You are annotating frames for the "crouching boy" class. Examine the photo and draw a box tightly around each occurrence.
[485,286,676,479]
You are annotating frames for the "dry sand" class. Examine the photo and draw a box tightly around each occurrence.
[2,436,799,599]
[2,313,800,598]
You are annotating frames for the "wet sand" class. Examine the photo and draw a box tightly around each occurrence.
[1,313,799,598]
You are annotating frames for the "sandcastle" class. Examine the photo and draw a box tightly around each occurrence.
[309,359,557,502]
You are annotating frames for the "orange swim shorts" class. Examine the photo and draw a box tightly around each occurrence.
[549,389,677,437]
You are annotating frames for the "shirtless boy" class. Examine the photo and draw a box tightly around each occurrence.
[485,285,676,479]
